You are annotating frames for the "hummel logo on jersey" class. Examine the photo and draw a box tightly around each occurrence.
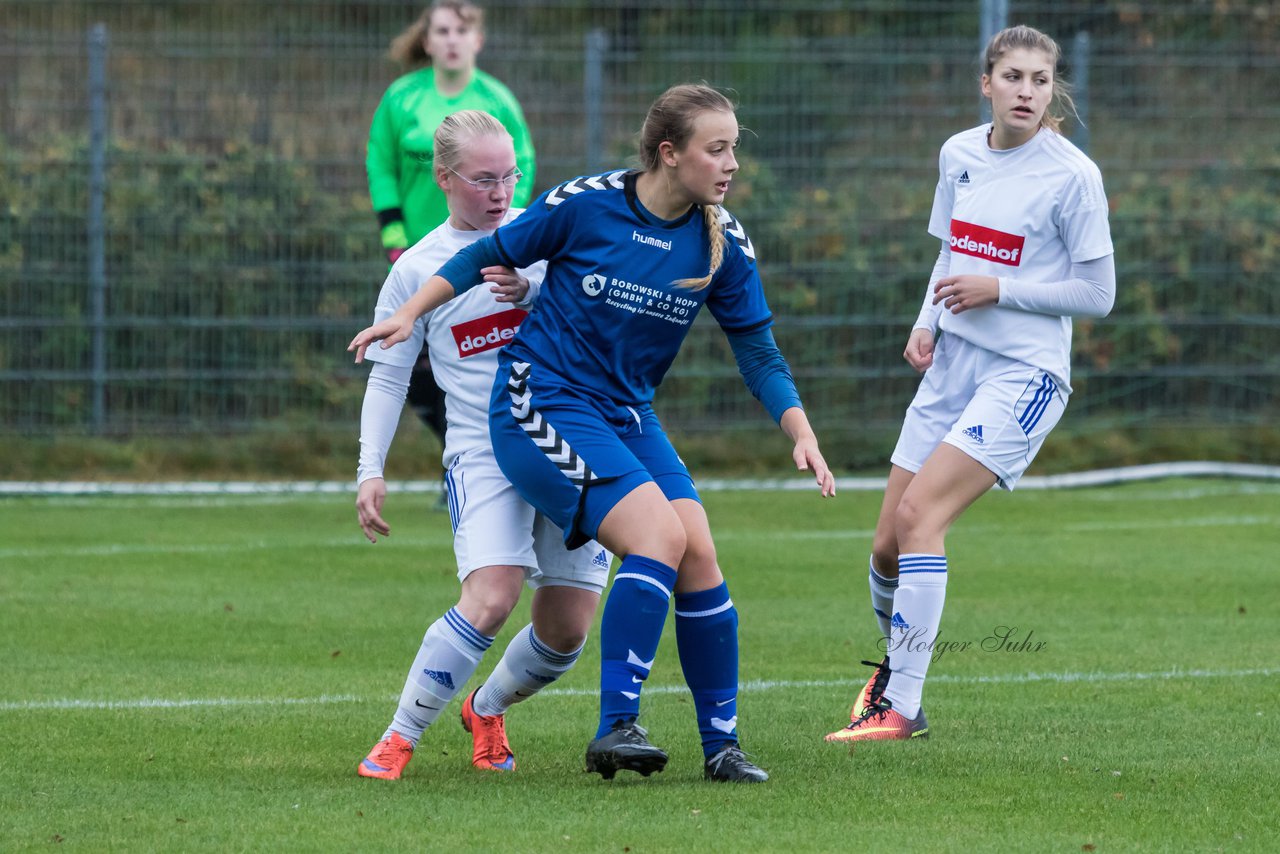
[422,668,455,690]
[591,550,610,569]
[961,424,985,444]
[582,273,606,297]
[957,170,970,185]
[891,612,911,631]
[632,230,672,251]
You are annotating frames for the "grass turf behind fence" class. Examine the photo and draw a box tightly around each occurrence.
[2,480,1278,851]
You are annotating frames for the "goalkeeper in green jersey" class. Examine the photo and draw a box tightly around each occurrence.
[365,0,536,449]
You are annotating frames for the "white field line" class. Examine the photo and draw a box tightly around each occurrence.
[4,666,1277,714]
[3,512,1274,561]
[0,536,452,561]
[6,480,1280,512]
[3,461,1279,497]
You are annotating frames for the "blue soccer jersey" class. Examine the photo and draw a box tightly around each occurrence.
[437,170,773,407]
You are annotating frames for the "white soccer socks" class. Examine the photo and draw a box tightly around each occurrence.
[385,607,492,746]
[472,623,582,717]
[880,554,948,719]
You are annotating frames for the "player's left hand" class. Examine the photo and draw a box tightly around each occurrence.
[484,266,529,304]
[356,477,390,543]
[793,437,837,498]
[933,274,999,314]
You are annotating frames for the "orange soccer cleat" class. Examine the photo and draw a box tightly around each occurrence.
[460,688,516,772]
[357,731,414,780]
[825,699,929,743]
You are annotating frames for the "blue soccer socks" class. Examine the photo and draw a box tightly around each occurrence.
[675,582,740,757]
[596,555,677,738]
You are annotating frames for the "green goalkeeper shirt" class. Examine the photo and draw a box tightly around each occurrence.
[366,67,536,246]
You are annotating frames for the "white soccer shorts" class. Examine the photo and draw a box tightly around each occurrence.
[891,332,1069,490]
[445,446,612,592]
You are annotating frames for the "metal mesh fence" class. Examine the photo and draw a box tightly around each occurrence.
[2,1,1278,468]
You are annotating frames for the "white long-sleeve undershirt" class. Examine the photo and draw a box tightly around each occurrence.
[914,242,1116,331]
[356,361,413,485]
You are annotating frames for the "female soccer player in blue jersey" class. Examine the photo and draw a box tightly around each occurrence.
[352,83,836,783]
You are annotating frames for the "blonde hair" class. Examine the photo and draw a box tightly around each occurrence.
[389,1,484,69]
[433,109,509,175]
[638,84,737,291]
[982,24,1078,133]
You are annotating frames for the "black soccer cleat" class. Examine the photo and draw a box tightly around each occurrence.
[584,719,668,780]
[704,743,769,783]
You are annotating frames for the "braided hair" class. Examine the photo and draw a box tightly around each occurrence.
[637,83,736,291]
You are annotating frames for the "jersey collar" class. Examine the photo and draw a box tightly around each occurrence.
[624,171,699,229]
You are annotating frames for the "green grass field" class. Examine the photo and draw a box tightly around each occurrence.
[2,479,1278,852]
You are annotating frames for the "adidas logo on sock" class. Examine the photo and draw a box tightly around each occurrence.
[591,550,610,569]
[422,668,455,690]
[891,612,911,631]
[957,170,970,185]
[961,424,984,444]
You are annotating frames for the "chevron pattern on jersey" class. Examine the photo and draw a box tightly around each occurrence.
[544,170,628,208]
[716,206,756,261]
[505,362,600,487]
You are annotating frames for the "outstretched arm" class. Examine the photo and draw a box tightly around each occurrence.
[348,275,455,363]
[350,235,513,362]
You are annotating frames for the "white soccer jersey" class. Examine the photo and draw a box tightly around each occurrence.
[365,210,546,465]
[927,125,1113,385]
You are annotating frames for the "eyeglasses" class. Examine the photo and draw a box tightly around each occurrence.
[448,167,523,191]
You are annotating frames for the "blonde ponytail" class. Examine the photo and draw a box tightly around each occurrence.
[673,205,725,291]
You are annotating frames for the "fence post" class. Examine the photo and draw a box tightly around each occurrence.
[1071,30,1091,154]
[87,23,109,433]
[584,28,608,173]
[977,0,1008,123]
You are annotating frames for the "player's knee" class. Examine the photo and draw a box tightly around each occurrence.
[459,589,519,636]
[680,534,716,575]
[622,515,687,567]
[535,622,589,654]
[653,522,688,568]
[893,493,930,544]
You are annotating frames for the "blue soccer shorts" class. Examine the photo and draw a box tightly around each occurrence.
[488,358,699,549]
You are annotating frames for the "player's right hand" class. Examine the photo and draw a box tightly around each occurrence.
[903,328,935,373]
[356,478,390,543]
[349,314,413,363]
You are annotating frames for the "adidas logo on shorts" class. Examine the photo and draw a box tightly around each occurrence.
[591,550,610,569]
[961,424,984,444]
